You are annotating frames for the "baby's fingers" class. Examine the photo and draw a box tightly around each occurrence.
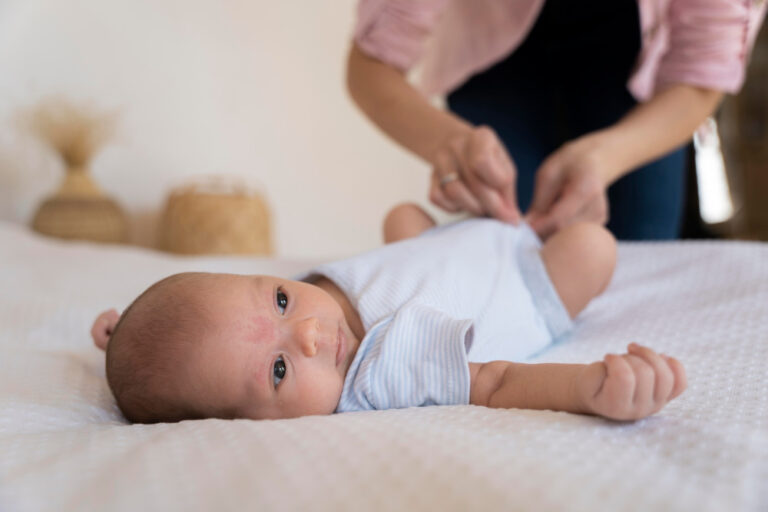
[624,354,655,409]
[91,308,120,351]
[429,171,461,213]
[663,355,687,400]
[602,353,636,406]
[628,343,674,405]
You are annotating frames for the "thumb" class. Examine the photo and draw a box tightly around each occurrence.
[527,153,563,224]
[466,129,522,223]
[492,149,522,224]
[530,186,584,239]
[496,176,521,224]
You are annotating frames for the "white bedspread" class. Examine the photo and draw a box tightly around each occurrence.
[1,221,766,512]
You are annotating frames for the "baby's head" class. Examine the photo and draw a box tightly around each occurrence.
[99,272,359,423]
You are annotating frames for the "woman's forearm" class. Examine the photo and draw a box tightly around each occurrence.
[597,84,724,184]
[346,43,471,161]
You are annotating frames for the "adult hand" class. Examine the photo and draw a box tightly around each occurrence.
[527,134,612,240]
[428,126,521,224]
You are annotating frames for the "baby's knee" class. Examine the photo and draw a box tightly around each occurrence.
[541,222,617,308]
[383,203,435,243]
[557,222,617,291]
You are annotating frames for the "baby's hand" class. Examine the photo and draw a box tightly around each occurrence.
[576,343,687,421]
[91,309,120,351]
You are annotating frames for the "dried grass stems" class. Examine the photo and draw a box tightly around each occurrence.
[18,96,117,170]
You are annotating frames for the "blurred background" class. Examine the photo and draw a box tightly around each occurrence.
[0,0,765,259]
[0,0,430,259]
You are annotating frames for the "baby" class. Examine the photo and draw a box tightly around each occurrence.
[92,204,686,423]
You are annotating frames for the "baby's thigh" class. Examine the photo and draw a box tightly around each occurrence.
[539,223,616,318]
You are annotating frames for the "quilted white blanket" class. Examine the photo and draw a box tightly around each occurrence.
[1,222,766,512]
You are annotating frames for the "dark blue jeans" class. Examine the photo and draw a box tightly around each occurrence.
[447,0,686,240]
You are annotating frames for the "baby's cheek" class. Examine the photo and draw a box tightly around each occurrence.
[300,375,344,416]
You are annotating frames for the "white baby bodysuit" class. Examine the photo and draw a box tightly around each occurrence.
[301,219,572,413]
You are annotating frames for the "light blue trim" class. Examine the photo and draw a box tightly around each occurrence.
[517,225,573,340]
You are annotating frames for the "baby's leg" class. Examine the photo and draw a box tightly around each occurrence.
[540,222,616,318]
[383,203,436,243]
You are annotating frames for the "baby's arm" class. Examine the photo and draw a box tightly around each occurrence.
[469,343,686,421]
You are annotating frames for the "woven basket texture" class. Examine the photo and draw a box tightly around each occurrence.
[32,196,128,243]
[157,183,272,255]
[31,167,128,243]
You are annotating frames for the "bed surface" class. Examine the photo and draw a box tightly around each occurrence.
[1,221,767,512]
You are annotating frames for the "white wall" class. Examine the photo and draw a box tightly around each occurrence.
[0,0,433,259]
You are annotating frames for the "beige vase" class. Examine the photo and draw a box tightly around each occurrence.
[22,97,128,243]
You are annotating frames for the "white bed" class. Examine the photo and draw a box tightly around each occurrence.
[1,221,767,512]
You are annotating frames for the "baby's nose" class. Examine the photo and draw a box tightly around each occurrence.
[295,318,318,358]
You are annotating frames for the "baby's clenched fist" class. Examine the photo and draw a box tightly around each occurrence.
[576,343,687,421]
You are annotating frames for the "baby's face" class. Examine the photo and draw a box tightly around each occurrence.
[181,273,361,420]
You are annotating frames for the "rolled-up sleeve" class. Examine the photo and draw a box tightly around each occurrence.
[353,0,450,71]
[656,0,767,93]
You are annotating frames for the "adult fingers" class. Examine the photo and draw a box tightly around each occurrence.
[529,183,586,239]
[465,181,519,223]
[429,170,461,213]
[430,149,467,213]
[464,127,522,222]
[527,152,564,222]
[435,149,484,215]
[465,127,515,188]
[443,179,484,216]
[501,165,522,222]
[491,142,523,223]
[474,167,521,223]
[531,164,608,238]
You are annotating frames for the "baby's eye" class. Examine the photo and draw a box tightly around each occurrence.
[276,288,288,314]
[273,356,286,387]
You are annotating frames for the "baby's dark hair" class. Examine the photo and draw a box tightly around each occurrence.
[106,273,213,423]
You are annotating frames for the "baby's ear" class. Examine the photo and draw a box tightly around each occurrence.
[91,309,121,351]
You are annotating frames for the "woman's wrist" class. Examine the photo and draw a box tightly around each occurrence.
[563,130,630,187]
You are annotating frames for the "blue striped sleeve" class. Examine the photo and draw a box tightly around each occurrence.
[337,303,474,412]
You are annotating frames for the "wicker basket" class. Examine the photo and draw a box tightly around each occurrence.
[32,196,127,243]
[31,167,128,243]
[157,179,272,255]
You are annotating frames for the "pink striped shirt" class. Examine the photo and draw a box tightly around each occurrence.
[354,0,767,101]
